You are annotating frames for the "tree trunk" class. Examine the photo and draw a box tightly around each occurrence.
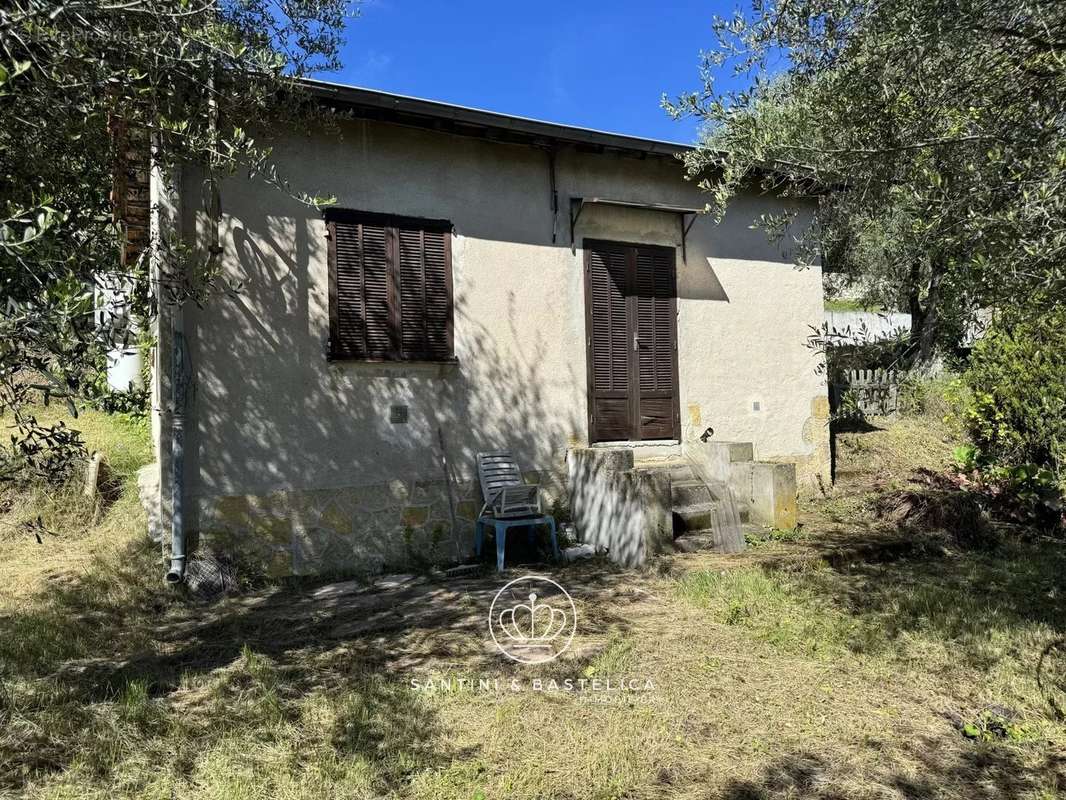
[917,259,946,368]
[907,258,925,353]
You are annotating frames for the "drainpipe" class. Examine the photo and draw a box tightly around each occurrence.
[165,313,188,584]
[166,65,219,584]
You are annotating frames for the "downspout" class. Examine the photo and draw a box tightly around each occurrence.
[537,144,560,244]
[547,146,559,244]
[165,66,217,583]
[165,314,188,583]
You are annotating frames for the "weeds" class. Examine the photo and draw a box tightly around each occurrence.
[1,407,1065,798]
[583,633,635,677]
[675,567,855,657]
[744,525,809,547]
[958,707,1034,743]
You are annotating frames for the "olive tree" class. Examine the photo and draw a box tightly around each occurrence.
[670,0,1066,366]
[0,0,352,480]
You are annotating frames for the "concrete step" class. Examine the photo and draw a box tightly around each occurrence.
[632,456,684,467]
[601,440,681,460]
[667,464,696,483]
[670,479,713,507]
[673,529,723,553]
[673,527,749,555]
[633,459,696,481]
[672,501,719,532]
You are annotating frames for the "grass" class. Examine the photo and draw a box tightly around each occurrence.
[832,415,956,484]
[744,524,811,547]
[675,566,857,656]
[824,298,885,312]
[1,405,1065,798]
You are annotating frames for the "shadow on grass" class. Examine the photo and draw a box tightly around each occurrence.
[729,527,1066,749]
[721,744,1065,799]
[807,538,1066,668]
[0,536,635,794]
[0,536,457,792]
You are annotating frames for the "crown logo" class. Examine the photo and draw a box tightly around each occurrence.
[489,576,577,664]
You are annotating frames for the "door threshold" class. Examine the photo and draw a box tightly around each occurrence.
[591,439,680,448]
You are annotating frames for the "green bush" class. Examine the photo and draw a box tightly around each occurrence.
[958,303,1066,486]
[898,373,955,421]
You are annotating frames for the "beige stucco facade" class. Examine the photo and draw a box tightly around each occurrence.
[149,113,829,576]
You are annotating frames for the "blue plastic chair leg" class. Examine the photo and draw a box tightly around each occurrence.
[496,521,507,571]
[474,519,484,558]
[526,525,536,547]
[547,517,560,561]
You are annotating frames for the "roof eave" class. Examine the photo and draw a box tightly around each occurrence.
[300,78,693,159]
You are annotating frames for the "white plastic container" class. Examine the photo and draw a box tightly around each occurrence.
[106,347,143,391]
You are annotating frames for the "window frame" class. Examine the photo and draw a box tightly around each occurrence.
[324,208,455,363]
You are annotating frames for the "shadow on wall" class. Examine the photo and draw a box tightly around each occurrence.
[170,137,817,575]
[182,209,582,574]
[283,119,811,265]
[574,201,810,304]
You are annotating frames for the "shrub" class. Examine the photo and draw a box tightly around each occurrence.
[897,374,955,421]
[958,303,1066,487]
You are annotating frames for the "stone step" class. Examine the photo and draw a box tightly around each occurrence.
[667,464,696,482]
[633,460,696,481]
[673,526,753,554]
[672,529,723,553]
[632,457,684,468]
[670,479,713,507]
[672,501,719,532]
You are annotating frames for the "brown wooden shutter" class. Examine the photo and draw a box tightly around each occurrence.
[331,220,368,357]
[328,210,453,361]
[586,242,632,441]
[585,239,679,443]
[398,226,453,360]
[634,246,680,439]
[331,219,394,359]
[363,222,395,359]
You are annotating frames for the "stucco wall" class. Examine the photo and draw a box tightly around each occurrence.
[164,117,828,574]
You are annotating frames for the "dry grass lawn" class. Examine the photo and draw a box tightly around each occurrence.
[0,408,1064,799]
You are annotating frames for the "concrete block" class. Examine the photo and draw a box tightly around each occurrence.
[723,441,755,462]
[749,462,798,529]
[137,463,163,543]
[563,543,596,562]
[729,462,754,514]
[685,440,754,483]
[567,448,668,567]
[627,469,673,559]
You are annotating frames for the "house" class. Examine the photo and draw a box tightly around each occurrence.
[141,79,830,579]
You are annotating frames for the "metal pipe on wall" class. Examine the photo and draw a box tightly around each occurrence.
[165,322,187,583]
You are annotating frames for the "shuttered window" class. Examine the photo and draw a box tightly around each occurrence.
[326,209,453,361]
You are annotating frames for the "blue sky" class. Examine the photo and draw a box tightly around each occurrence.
[315,0,750,144]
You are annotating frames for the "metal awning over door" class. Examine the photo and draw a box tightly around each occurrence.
[569,197,702,261]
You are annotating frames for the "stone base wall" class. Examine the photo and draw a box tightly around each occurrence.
[187,470,566,577]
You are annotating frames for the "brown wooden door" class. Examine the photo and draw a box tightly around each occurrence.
[585,239,680,442]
